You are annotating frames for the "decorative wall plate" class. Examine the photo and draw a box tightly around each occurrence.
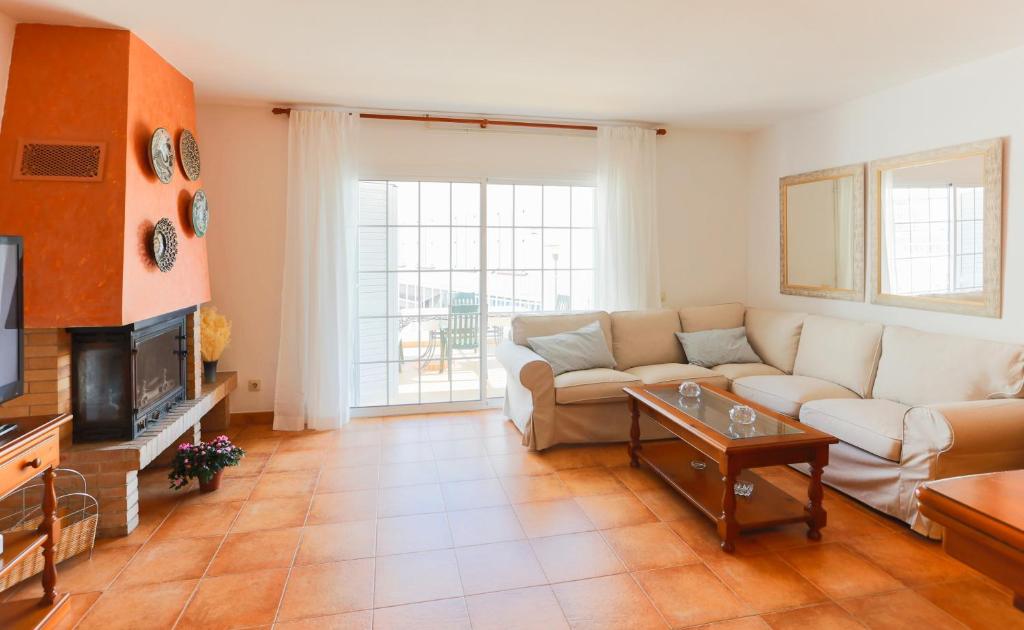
[179,129,201,181]
[148,128,175,184]
[151,218,178,272]
[191,189,209,237]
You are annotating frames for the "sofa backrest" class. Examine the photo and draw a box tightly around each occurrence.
[793,315,883,397]
[609,309,684,371]
[678,303,745,332]
[873,326,1024,406]
[511,311,613,350]
[744,308,806,373]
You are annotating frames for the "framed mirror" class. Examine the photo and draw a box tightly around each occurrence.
[780,164,865,300]
[868,139,1003,317]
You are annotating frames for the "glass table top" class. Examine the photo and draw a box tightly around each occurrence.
[648,385,804,440]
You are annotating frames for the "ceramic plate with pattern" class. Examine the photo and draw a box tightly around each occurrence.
[151,218,178,272]
[149,127,175,184]
[191,189,209,237]
[179,129,201,181]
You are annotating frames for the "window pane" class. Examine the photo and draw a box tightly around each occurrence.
[358,318,387,363]
[420,227,451,270]
[389,362,420,405]
[486,355,506,399]
[451,359,480,401]
[358,227,387,271]
[571,270,594,310]
[452,183,480,226]
[389,318,418,362]
[571,229,594,269]
[391,272,419,316]
[390,182,419,225]
[487,271,514,311]
[543,228,570,269]
[357,363,387,407]
[514,228,542,269]
[571,186,595,227]
[543,270,571,311]
[421,182,451,225]
[514,271,542,312]
[358,272,387,316]
[359,181,387,225]
[487,184,513,226]
[486,228,513,270]
[451,272,480,307]
[420,272,450,314]
[515,185,542,226]
[543,186,570,227]
[452,227,480,270]
[389,227,418,271]
[486,314,512,356]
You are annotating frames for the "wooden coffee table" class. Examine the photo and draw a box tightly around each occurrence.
[917,471,1024,610]
[624,383,838,552]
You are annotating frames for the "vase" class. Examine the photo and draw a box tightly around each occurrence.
[199,469,223,493]
[203,360,218,383]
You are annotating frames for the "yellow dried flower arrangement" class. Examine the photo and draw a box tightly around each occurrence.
[200,306,232,362]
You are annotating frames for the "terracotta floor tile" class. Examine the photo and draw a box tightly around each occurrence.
[429,423,483,441]
[376,512,453,555]
[278,558,375,621]
[782,543,902,599]
[576,493,659,529]
[455,540,548,595]
[692,617,771,630]
[761,602,866,630]
[177,568,288,629]
[634,487,700,521]
[307,489,378,524]
[208,527,302,575]
[231,496,311,533]
[704,552,827,613]
[324,445,382,468]
[273,610,372,629]
[513,498,595,538]
[232,437,281,454]
[448,505,525,547]
[317,465,379,493]
[152,501,243,541]
[843,533,972,587]
[824,502,897,539]
[112,536,220,588]
[49,591,102,630]
[265,448,326,472]
[296,520,376,564]
[467,585,570,630]
[665,513,771,559]
[540,446,605,471]
[608,464,666,492]
[915,577,1024,629]
[499,473,571,504]
[378,460,439,487]
[442,478,509,511]
[431,438,488,459]
[377,482,446,517]
[223,452,269,478]
[436,456,497,482]
[278,431,342,452]
[10,544,141,597]
[77,578,197,630]
[94,511,165,550]
[553,573,667,630]
[381,441,436,464]
[489,453,556,477]
[484,434,528,455]
[635,564,751,627]
[374,549,463,607]
[378,425,431,445]
[531,531,624,583]
[178,476,257,504]
[839,589,966,629]
[250,469,319,500]
[602,522,700,571]
[557,466,627,496]
[372,597,472,629]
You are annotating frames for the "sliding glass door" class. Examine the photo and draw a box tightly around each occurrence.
[355,180,594,409]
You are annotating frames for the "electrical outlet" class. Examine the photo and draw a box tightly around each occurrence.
[247,379,262,393]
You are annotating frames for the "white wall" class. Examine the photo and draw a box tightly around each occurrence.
[197,104,749,411]
[747,44,1024,343]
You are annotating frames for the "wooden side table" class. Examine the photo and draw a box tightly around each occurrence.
[917,470,1024,610]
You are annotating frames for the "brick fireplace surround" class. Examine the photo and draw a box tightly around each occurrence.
[0,312,237,538]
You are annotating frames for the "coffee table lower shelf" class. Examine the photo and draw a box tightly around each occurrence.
[637,440,809,532]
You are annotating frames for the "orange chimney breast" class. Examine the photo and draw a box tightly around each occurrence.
[0,24,211,328]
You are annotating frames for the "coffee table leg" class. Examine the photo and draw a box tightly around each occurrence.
[806,448,827,540]
[719,468,738,552]
[628,398,641,468]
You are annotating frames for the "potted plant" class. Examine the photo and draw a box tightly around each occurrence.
[200,306,232,383]
[169,435,245,493]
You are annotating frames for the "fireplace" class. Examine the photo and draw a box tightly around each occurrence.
[69,306,194,442]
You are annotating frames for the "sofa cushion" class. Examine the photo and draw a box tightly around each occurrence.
[526,322,616,376]
[675,327,761,368]
[732,375,860,418]
[711,362,785,384]
[744,308,806,373]
[609,310,684,371]
[873,326,1024,406]
[678,302,745,332]
[624,363,728,388]
[554,368,641,405]
[799,399,909,462]
[792,315,883,398]
[512,312,612,349]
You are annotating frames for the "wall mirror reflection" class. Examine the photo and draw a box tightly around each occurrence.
[869,139,1003,317]
[780,164,865,301]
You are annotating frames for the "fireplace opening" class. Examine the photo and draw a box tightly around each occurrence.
[69,306,194,442]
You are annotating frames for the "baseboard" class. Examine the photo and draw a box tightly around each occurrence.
[230,411,274,425]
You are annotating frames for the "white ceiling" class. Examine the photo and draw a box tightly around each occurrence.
[2,0,1024,129]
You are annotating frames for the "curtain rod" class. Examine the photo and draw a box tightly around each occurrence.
[270,108,667,136]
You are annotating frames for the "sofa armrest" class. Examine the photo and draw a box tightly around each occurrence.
[496,341,555,450]
[496,340,553,392]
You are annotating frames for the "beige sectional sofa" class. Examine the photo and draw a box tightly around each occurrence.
[496,303,1024,537]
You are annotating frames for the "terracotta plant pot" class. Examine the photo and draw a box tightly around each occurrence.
[199,469,223,493]
[203,360,218,383]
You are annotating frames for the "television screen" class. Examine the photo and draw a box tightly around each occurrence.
[0,236,23,404]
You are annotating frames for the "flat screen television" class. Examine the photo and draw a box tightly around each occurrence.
[0,236,23,404]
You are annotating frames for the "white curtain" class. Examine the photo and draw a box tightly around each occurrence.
[274,110,359,431]
[594,126,661,311]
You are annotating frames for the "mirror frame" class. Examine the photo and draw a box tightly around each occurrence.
[779,163,865,301]
[868,138,1004,318]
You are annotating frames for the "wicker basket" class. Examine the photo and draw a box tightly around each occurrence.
[0,468,98,591]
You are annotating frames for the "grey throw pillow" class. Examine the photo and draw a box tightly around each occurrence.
[527,322,616,376]
[675,327,761,368]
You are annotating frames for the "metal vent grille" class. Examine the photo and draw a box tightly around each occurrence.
[15,140,105,181]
